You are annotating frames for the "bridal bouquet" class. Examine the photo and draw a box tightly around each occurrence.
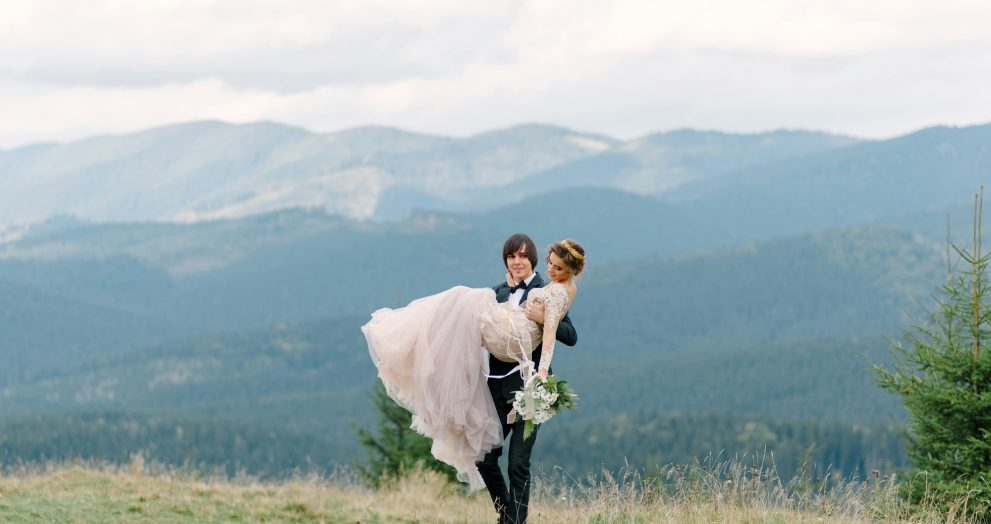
[509,374,578,440]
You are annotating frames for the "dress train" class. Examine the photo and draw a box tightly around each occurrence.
[361,286,504,489]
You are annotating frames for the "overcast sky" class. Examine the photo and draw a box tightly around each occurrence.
[2,0,991,149]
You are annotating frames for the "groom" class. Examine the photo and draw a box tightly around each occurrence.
[477,233,578,524]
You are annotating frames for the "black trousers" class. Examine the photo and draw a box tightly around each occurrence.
[476,378,540,524]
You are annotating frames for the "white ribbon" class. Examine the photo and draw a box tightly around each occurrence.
[485,359,534,380]
[484,304,535,382]
[483,304,537,424]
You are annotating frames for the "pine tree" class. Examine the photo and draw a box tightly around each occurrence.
[875,191,991,517]
[353,381,457,487]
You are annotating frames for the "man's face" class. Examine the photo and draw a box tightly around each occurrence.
[506,247,534,283]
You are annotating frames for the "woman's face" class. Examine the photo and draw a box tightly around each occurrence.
[546,251,574,283]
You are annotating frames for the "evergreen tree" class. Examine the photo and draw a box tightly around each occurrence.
[875,192,991,517]
[353,381,457,487]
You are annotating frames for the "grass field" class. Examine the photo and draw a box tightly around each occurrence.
[0,459,971,523]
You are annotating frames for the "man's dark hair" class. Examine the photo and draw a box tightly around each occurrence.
[502,233,538,269]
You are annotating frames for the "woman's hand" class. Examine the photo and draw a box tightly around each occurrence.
[537,369,548,382]
[506,271,517,288]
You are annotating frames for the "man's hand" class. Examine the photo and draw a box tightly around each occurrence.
[524,300,545,324]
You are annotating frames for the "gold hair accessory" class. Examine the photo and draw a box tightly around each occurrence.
[561,240,584,261]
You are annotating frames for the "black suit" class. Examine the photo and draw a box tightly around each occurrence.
[476,272,577,524]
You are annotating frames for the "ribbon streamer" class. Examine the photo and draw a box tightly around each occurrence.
[483,303,537,424]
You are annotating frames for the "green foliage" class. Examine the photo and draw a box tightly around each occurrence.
[521,375,578,440]
[352,381,457,487]
[546,375,578,412]
[875,195,991,518]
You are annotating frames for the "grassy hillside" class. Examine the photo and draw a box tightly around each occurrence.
[0,464,952,523]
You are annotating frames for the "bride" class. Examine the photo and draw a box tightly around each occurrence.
[361,238,585,489]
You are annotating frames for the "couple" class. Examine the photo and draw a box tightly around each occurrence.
[362,233,584,523]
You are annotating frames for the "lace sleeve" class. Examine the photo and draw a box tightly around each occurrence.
[538,284,570,373]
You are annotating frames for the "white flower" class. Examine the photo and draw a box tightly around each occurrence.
[511,374,568,427]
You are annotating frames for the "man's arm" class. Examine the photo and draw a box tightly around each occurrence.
[555,312,577,346]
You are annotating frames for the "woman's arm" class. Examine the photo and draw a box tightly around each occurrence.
[537,311,561,379]
[524,302,577,346]
[537,288,570,377]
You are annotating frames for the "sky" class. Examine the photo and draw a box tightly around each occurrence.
[2,0,991,149]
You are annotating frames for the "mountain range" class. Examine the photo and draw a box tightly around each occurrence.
[2,118,990,478]
[0,121,862,226]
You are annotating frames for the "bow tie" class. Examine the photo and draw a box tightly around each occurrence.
[510,282,528,293]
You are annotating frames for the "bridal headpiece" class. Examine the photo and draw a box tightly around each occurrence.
[561,240,584,261]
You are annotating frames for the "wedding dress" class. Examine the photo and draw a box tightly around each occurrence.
[361,282,570,489]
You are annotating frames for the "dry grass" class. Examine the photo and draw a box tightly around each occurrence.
[0,458,974,523]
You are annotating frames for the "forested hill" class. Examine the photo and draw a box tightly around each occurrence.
[573,224,943,360]
[539,411,906,480]
[0,222,942,412]
[0,410,905,481]
[0,219,935,478]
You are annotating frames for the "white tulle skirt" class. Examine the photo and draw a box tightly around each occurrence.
[361,286,504,490]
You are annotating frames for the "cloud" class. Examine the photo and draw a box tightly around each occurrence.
[1,0,991,148]
[0,0,515,89]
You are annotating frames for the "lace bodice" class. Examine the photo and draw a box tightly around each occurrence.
[479,282,570,373]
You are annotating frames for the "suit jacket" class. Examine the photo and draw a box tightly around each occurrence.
[488,272,577,398]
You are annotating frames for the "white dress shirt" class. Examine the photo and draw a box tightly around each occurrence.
[509,273,537,306]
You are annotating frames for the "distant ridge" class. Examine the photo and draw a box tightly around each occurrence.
[663,121,991,244]
[498,127,864,196]
[0,120,862,226]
